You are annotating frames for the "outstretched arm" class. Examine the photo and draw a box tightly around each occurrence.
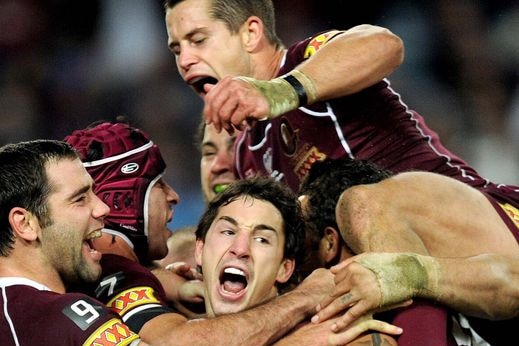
[204,24,404,133]
[141,268,334,346]
[273,314,401,346]
[313,252,519,332]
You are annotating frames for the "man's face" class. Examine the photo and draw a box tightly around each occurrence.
[195,196,294,316]
[147,178,179,260]
[40,158,109,285]
[200,124,238,203]
[165,0,251,97]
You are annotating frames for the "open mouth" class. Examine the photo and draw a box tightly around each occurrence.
[220,267,248,294]
[85,230,102,251]
[190,76,218,95]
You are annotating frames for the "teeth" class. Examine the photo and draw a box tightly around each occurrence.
[87,230,102,240]
[224,267,245,276]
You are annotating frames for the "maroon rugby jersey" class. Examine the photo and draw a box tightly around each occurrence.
[75,254,173,333]
[0,277,139,346]
[234,30,519,238]
[380,299,458,346]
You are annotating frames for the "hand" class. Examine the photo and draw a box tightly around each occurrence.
[165,261,203,281]
[311,255,412,331]
[153,262,205,318]
[295,268,335,312]
[203,76,271,134]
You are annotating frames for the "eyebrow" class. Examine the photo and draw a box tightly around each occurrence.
[202,141,217,148]
[67,184,91,201]
[218,215,279,234]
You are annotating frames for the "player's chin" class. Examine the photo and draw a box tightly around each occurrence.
[78,261,103,283]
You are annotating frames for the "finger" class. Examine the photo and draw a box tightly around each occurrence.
[332,299,413,332]
[330,300,373,331]
[165,261,189,272]
[328,321,403,346]
[312,292,357,323]
[315,277,353,313]
[190,268,204,281]
[204,104,220,132]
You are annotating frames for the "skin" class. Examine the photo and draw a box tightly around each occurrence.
[146,178,180,260]
[195,196,294,316]
[166,0,257,94]
[200,124,238,203]
[153,226,205,318]
[307,171,519,333]
[1,157,152,346]
[154,122,238,313]
[0,158,109,293]
[41,158,110,286]
[165,0,403,133]
[138,188,400,345]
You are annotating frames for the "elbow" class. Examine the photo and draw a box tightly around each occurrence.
[378,27,404,71]
[354,24,404,74]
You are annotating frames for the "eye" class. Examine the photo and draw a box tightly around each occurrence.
[192,35,206,46]
[202,149,216,159]
[254,236,270,245]
[222,229,235,236]
[170,43,181,56]
[73,194,87,204]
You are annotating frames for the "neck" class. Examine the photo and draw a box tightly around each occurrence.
[254,47,286,80]
[0,250,66,293]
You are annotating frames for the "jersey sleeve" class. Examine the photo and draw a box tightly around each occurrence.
[15,290,140,345]
[279,30,344,75]
[93,254,175,333]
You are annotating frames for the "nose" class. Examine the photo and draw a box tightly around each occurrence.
[93,193,110,219]
[211,149,233,174]
[228,232,251,259]
[164,182,180,205]
[177,45,198,72]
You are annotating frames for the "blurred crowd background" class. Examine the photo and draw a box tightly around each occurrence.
[1,0,518,229]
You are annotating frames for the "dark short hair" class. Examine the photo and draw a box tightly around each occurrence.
[299,158,392,259]
[196,175,305,289]
[0,140,78,256]
[164,0,283,48]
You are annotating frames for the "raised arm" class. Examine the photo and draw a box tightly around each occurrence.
[204,25,404,133]
[295,24,404,100]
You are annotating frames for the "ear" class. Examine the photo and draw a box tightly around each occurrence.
[275,258,295,284]
[194,238,204,267]
[9,207,39,242]
[322,227,340,265]
[240,16,264,52]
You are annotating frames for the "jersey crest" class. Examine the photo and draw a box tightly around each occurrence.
[83,318,139,346]
[304,30,342,58]
[499,203,519,228]
[106,286,160,316]
[294,146,327,180]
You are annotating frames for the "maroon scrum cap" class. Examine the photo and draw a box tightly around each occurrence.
[65,122,166,262]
